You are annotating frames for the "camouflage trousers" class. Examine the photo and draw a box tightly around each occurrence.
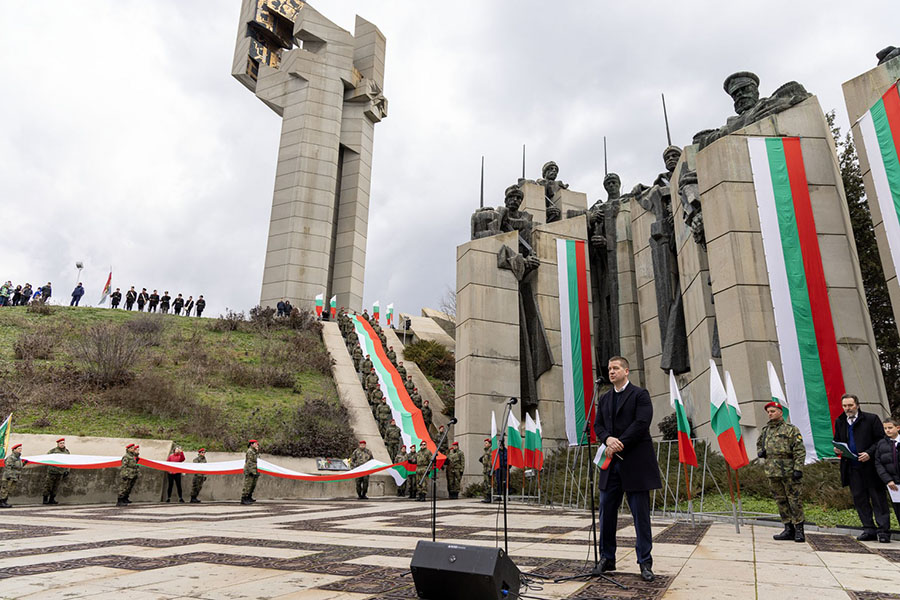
[483,473,492,499]
[242,474,259,498]
[0,479,18,500]
[190,475,206,498]
[416,469,431,497]
[447,471,462,495]
[356,476,369,498]
[769,477,804,524]
[43,472,64,497]
[118,476,137,498]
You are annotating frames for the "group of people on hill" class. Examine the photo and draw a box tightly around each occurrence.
[102,286,206,316]
[336,307,465,501]
[0,281,53,306]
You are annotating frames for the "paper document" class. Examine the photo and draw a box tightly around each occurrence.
[832,441,858,460]
[889,486,900,503]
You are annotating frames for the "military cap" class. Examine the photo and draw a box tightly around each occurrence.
[452,441,459,447]
[484,438,491,442]
[663,145,682,160]
[11,443,22,450]
[541,160,559,176]
[248,439,258,444]
[56,437,65,443]
[603,172,621,184]
[358,440,366,444]
[765,401,784,411]
[504,184,524,198]
[723,71,759,95]
[126,443,135,449]
[198,448,206,452]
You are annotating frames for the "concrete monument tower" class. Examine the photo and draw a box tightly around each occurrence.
[232,1,388,312]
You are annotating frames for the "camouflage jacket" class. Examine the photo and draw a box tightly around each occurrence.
[244,446,259,476]
[361,359,373,373]
[405,379,416,393]
[350,447,373,469]
[366,372,379,389]
[421,404,432,425]
[2,453,24,481]
[119,451,140,480]
[397,365,407,379]
[394,449,408,465]
[47,446,70,475]
[386,350,397,362]
[757,418,805,478]
[480,447,493,476]
[447,449,464,474]
[416,448,433,474]
[385,424,402,445]
[406,450,418,465]
[193,454,207,482]
[375,403,393,424]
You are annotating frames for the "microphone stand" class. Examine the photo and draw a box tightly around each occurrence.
[494,399,515,555]
[420,422,454,542]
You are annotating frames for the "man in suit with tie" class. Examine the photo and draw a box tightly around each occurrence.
[593,356,662,582]
[834,393,889,542]
[874,417,900,539]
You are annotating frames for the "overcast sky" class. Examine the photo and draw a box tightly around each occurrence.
[1,1,897,317]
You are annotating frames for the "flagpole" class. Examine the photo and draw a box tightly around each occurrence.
[735,469,745,525]
[725,466,739,533]
[682,462,692,520]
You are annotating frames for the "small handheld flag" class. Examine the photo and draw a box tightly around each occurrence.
[372,300,380,322]
[386,303,394,327]
[593,443,612,470]
[329,295,337,319]
[314,294,324,317]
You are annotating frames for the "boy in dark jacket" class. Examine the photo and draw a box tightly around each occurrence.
[874,417,900,534]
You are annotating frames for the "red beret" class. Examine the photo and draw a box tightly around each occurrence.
[249,439,258,444]
[484,438,491,442]
[198,448,206,452]
[56,438,65,443]
[359,440,366,444]
[11,443,22,450]
[126,443,135,449]
[133,445,140,449]
[765,401,784,411]
[452,441,459,446]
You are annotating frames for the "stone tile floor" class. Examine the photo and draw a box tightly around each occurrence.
[0,498,897,599]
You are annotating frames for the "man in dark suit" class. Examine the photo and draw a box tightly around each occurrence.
[834,393,889,542]
[593,356,662,582]
[874,417,900,535]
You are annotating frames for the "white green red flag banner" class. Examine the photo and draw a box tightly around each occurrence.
[329,296,337,319]
[0,414,10,460]
[490,411,499,467]
[372,300,380,321]
[857,82,900,287]
[506,411,524,468]
[386,303,394,327]
[669,371,698,467]
[593,443,612,470]
[709,361,749,470]
[556,238,595,446]
[315,294,324,317]
[351,315,436,455]
[99,272,112,305]
[767,360,791,421]
[387,459,417,486]
[748,137,845,461]
[724,371,750,468]
[524,412,543,470]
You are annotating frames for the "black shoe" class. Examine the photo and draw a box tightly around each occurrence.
[857,531,878,541]
[794,523,805,543]
[42,495,49,505]
[116,497,127,507]
[48,496,58,505]
[248,497,256,503]
[0,499,10,508]
[166,498,171,503]
[240,497,253,505]
[179,498,185,503]
[773,524,796,540]
[596,558,616,573]
[190,497,200,503]
[878,533,892,543]
[481,498,491,503]
[361,495,368,500]
[640,562,655,582]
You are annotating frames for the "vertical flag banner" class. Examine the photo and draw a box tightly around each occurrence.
[857,82,900,285]
[386,303,394,327]
[524,414,537,469]
[767,361,791,421]
[534,410,544,470]
[556,238,595,446]
[314,294,324,317]
[490,412,498,466]
[506,411,524,468]
[372,300,380,322]
[0,414,10,460]
[99,272,112,305]
[748,137,844,460]
[669,371,698,467]
[329,295,337,319]
[724,371,750,469]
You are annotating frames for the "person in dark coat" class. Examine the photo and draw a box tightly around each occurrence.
[874,417,900,537]
[137,288,149,311]
[110,288,122,309]
[20,284,32,305]
[159,291,171,314]
[184,296,194,316]
[148,290,160,312]
[125,287,137,310]
[41,282,52,303]
[276,299,286,317]
[195,295,206,317]
[593,356,662,582]
[11,285,22,306]
[173,294,184,315]
[834,393,889,542]
[70,283,85,306]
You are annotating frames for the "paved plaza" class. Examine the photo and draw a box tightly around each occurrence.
[0,498,898,599]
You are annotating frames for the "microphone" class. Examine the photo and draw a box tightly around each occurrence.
[507,397,518,405]
[449,417,458,425]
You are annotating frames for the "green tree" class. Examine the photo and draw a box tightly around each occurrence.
[828,111,900,415]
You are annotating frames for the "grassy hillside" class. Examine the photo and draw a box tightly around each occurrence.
[0,305,355,457]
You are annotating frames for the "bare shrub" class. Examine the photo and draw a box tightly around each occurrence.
[26,302,53,315]
[264,331,333,374]
[208,309,245,332]
[222,361,296,388]
[123,315,166,347]
[249,305,277,331]
[76,324,140,387]
[13,330,57,360]
[129,424,152,438]
[284,307,321,333]
[32,416,53,428]
[267,397,356,457]
[106,372,194,418]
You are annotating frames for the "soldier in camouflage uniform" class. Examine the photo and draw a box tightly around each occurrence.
[446,442,465,499]
[365,369,379,402]
[116,443,140,507]
[370,387,385,415]
[416,441,433,502]
[436,425,450,456]
[42,437,69,505]
[241,440,260,505]
[406,444,418,499]
[395,445,408,496]
[397,362,407,379]
[405,375,416,394]
[351,345,363,371]
[421,399,433,430]
[410,388,422,409]
[0,443,27,508]
[361,355,373,374]
[345,330,359,351]
[189,448,207,503]
[376,397,393,437]
[479,438,493,503]
[385,418,402,460]
[757,400,806,542]
[350,440,374,499]
[386,346,397,365]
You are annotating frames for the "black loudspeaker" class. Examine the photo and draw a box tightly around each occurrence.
[410,540,520,599]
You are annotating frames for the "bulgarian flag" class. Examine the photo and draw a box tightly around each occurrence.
[749,137,844,461]
[329,295,337,319]
[724,371,750,468]
[387,459,417,486]
[0,414,10,460]
[372,300,380,322]
[534,411,544,470]
[857,82,900,287]
[386,303,394,327]
[557,238,595,446]
[709,360,748,470]
[506,411,524,468]
[593,443,612,470]
[490,411,499,467]
[314,293,324,317]
[524,413,540,469]
[99,271,112,305]
[669,370,697,467]
[767,361,791,421]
